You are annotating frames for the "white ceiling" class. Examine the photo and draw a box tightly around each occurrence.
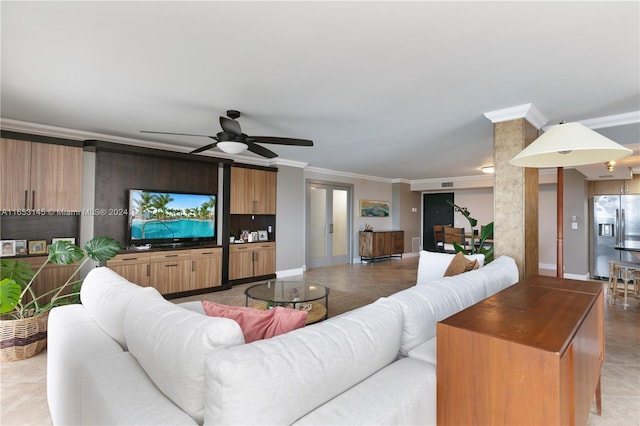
[1,1,639,181]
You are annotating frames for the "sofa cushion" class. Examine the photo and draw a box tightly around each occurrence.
[80,351,198,426]
[480,255,520,296]
[407,337,438,365]
[80,267,146,350]
[204,297,405,425]
[124,287,244,424]
[388,286,438,357]
[47,304,125,426]
[294,357,437,426]
[416,250,484,285]
[201,301,307,343]
[444,252,479,276]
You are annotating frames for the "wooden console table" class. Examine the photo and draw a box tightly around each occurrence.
[358,230,404,262]
[437,275,604,425]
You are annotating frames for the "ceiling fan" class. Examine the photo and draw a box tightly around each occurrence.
[141,110,313,158]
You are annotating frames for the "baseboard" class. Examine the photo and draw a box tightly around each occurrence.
[276,268,304,278]
[539,263,591,281]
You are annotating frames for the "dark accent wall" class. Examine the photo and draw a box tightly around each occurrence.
[92,145,222,246]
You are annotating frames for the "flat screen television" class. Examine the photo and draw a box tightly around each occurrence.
[128,189,217,247]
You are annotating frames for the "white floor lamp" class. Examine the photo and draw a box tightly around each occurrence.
[510,122,632,278]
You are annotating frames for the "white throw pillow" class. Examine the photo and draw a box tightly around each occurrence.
[80,267,146,349]
[416,250,484,285]
[124,287,244,424]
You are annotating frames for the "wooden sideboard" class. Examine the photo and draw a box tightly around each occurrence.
[437,275,604,425]
[358,230,404,262]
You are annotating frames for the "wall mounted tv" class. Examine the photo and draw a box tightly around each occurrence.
[128,189,217,247]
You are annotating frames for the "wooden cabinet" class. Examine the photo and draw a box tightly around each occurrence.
[190,248,222,290]
[230,166,277,214]
[229,242,276,281]
[18,256,78,305]
[108,247,222,295]
[149,251,191,295]
[437,276,604,426]
[0,138,83,211]
[593,176,640,195]
[358,231,404,262]
[108,252,151,286]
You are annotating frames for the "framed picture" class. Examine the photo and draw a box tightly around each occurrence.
[52,237,76,245]
[258,230,268,241]
[14,240,27,255]
[359,200,390,217]
[28,240,47,255]
[250,231,258,242]
[1,240,16,257]
[240,229,250,242]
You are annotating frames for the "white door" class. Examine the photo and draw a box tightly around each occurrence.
[307,181,351,268]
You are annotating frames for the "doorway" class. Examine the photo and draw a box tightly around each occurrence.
[423,192,454,251]
[306,181,352,268]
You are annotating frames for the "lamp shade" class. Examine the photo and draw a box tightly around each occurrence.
[510,122,632,168]
[217,141,248,155]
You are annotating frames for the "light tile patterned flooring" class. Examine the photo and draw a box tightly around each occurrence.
[1,257,638,425]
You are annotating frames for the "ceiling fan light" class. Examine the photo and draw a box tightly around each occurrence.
[217,141,248,155]
[481,165,495,174]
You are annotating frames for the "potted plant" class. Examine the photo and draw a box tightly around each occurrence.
[447,201,494,263]
[0,236,121,361]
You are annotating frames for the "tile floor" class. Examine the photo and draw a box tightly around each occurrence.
[1,257,638,425]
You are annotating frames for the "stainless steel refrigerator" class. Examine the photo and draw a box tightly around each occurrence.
[593,194,640,279]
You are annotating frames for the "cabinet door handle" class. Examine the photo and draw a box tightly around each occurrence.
[122,257,138,261]
[164,254,178,258]
[165,263,178,267]
[32,190,36,210]
[24,190,28,209]
[146,264,150,276]
[192,260,195,272]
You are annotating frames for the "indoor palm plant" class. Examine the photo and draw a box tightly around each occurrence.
[0,236,121,361]
[447,201,494,263]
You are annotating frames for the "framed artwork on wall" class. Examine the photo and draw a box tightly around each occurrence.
[359,200,390,217]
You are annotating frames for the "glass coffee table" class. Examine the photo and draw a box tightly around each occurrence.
[245,280,330,324]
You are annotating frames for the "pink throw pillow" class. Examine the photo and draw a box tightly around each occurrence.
[201,301,308,343]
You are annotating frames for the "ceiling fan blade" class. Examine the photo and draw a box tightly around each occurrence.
[140,130,213,138]
[190,141,218,154]
[246,141,278,159]
[219,116,242,136]
[250,136,313,146]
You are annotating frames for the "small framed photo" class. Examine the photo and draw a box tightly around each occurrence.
[250,231,258,242]
[240,230,250,242]
[1,240,16,257]
[28,240,47,255]
[258,230,268,241]
[52,237,76,245]
[14,240,27,255]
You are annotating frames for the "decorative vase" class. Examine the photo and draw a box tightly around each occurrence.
[0,312,48,362]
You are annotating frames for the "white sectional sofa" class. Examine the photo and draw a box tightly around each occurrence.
[47,253,519,425]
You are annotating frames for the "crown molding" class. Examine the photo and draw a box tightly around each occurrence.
[304,166,394,183]
[542,110,640,131]
[483,103,547,129]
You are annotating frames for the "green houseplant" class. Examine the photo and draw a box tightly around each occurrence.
[0,236,121,361]
[447,201,494,263]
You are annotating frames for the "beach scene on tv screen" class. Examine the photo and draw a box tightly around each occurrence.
[130,191,215,240]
